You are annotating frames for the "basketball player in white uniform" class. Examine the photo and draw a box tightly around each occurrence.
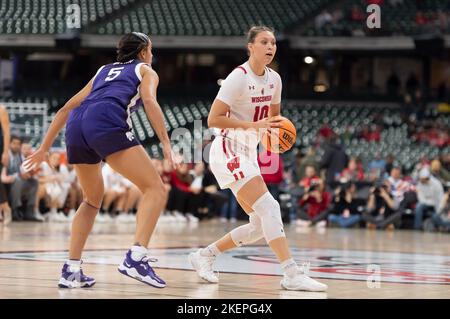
[189,26,327,292]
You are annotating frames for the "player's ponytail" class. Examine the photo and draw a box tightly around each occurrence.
[116,32,150,63]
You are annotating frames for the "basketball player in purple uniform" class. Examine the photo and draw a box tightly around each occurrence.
[23,32,175,289]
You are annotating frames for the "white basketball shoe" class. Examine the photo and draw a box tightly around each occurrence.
[188,249,219,283]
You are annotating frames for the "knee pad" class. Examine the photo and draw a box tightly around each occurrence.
[230,213,264,246]
[251,192,285,242]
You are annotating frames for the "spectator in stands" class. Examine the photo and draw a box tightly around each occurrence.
[116,178,142,223]
[363,179,402,230]
[415,11,428,26]
[350,4,365,21]
[328,182,362,228]
[20,142,45,222]
[100,163,127,223]
[201,164,227,220]
[320,135,348,186]
[387,166,413,208]
[315,10,333,29]
[295,147,318,182]
[414,168,444,230]
[64,163,82,221]
[412,156,430,181]
[167,163,193,222]
[339,157,365,182]
[183,162,204,223]
[430,188,450,231]
[1,135,40,221]
[431,159,450,185]
[258,150,284,201]
[297,178,331,228]
[367,153,386,181]
[38,152,72,222]
[299,165,321,188]
[0,104,11,224]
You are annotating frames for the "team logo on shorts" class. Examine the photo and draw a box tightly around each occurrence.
[126,131,135,141]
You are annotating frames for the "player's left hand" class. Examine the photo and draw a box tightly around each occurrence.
[22,147,48,173]
[1,152,8,167]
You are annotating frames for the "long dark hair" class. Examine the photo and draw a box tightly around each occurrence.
[116,32,150,63]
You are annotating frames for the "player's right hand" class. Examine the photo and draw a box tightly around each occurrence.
[162,144,180,170]
[253,117,282,130]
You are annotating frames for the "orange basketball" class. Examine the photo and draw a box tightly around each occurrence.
[261,117,297,154]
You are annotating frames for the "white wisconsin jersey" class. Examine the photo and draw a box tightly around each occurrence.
[215,61,282,152]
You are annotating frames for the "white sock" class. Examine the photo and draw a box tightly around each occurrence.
[200,244,221,257]
[66,259,81,272]
[281,258,298,278]
[130,245,147,261]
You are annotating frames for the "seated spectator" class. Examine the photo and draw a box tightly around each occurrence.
[297,178,331,228]
[299,165,320,188]
[259,150,284,201]
[429,188,450,231]
[295,147,317,183]
[362,180,402,230]
[200,164,227,220]
[414,168,444,230]
[37,152,72,222]
[1,136,40,222]
[339,157,365,182]
[367,153,386,181]
[167,163,193,222]
[430,159,450,185]
[328,182,363,228]
[387,166,414,208]
[100,163,127,223]
[117,179,142,223]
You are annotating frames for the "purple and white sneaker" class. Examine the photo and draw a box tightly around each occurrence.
[118,250,166,288]
[58,262,96,289]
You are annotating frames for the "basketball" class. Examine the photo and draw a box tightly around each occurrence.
[261,116,297,154]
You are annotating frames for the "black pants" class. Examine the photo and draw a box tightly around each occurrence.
[362,210,403,229]
[167,186,190,214]
[298,209,330,224]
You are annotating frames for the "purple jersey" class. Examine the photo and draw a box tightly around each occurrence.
[81,59,146,111]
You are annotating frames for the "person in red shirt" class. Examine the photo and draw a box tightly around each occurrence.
[258,150,284,201]
[297,178,331,228]
[299,165,320,188]
[339,157,365,182]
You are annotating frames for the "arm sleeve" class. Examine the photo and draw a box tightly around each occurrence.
[215,69,246,107]
[272,73,282,104]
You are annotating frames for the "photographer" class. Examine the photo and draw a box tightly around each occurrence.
[362,179,402,230]
[297,178,331,228]
[327,182,363,228]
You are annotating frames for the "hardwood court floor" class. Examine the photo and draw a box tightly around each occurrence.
[0,219,449,299]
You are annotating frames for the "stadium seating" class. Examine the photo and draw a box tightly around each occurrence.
[303,0,450,36]
[0,0,136,34]
[93,0,331,36]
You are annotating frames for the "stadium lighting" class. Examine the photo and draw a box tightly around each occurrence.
[304,56,314,64]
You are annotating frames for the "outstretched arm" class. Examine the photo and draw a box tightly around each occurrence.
[23,78,94,171]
